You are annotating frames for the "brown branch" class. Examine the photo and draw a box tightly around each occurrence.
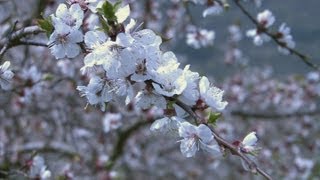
[18,40,47,47]
[0,25,45,61]
[105,119,153,170]
[231,109,320,119]
[175,99,273,180]
[233,0,320,71]
[8,141,80,158]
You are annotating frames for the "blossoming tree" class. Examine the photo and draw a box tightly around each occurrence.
[0,0,319,179]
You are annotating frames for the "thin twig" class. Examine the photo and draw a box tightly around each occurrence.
[233,0,320,71]
[0,25,45,61]
[231,109,320,119]
[106,119,153,170]
[175,99,273,180]
[8,141,80,158]
[18,40,47,47]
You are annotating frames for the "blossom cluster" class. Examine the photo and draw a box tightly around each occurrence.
[246,9,296,54]
[46,1,230,158]
[48,3,84,59]
[188,0,224,18]
[186,26,215,49]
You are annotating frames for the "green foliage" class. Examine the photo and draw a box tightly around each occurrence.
[97,0,123,23]
[208,112,221,125]
[167,100,176,109]
[37,16,54,37]
[221,0,230,10]
[310,161,320,179]
[113,0,123,12]
[97,15,111,33]
[42,73,54,81]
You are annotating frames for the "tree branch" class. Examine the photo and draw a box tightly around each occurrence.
[175,99,273,180]
[233,0,320,71]
[0,25,45,61]
[18,40,47,47]
[105,119,153,171]
[231,109,320,119]
[10,141,79,158]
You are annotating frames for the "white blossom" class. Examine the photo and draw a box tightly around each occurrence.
[257,10,275,28]
[246,10,275,46]
[306,71,319,82]
[80,40,119,73]
[0,61,14,90]
[125,18,137,33]
[134,90,167,110]
[103,113,122,133]
[29,156,51,180]
[179,65,200,106]
[52,3,84,29]
[228,25,242,42]
[77,76,112,111]
[294,157,315,179]
[18,66,43,103]
[48,22,83,59]
[186,28,215,49]
[150,116,184,133]
[202,3,223,18]
[84,30,108,49]
[147,51,179,75]
[246,29,270,46]
[57,59,75,77]
[133,29,162,48]
[240,131,259,153]
[199,76,228,111]
[85,14,100,30]
[86,0,104,13]
[178,122,218,157]
[152,68,188,97]
[277,23,295,55]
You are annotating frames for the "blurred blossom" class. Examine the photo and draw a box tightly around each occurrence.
[57,59,75,77]
[202,2,223,18]
[29,156,51,180]
[18,66,43,103]
[294,157,314,179]
[306,71,320,82]
[186,27,215,49]
[257,10,275,28]
[277,23,295,55]
[0,61,14,90]
[246,10,275,46]
[103,113,122,133]
[228,25,242,42]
